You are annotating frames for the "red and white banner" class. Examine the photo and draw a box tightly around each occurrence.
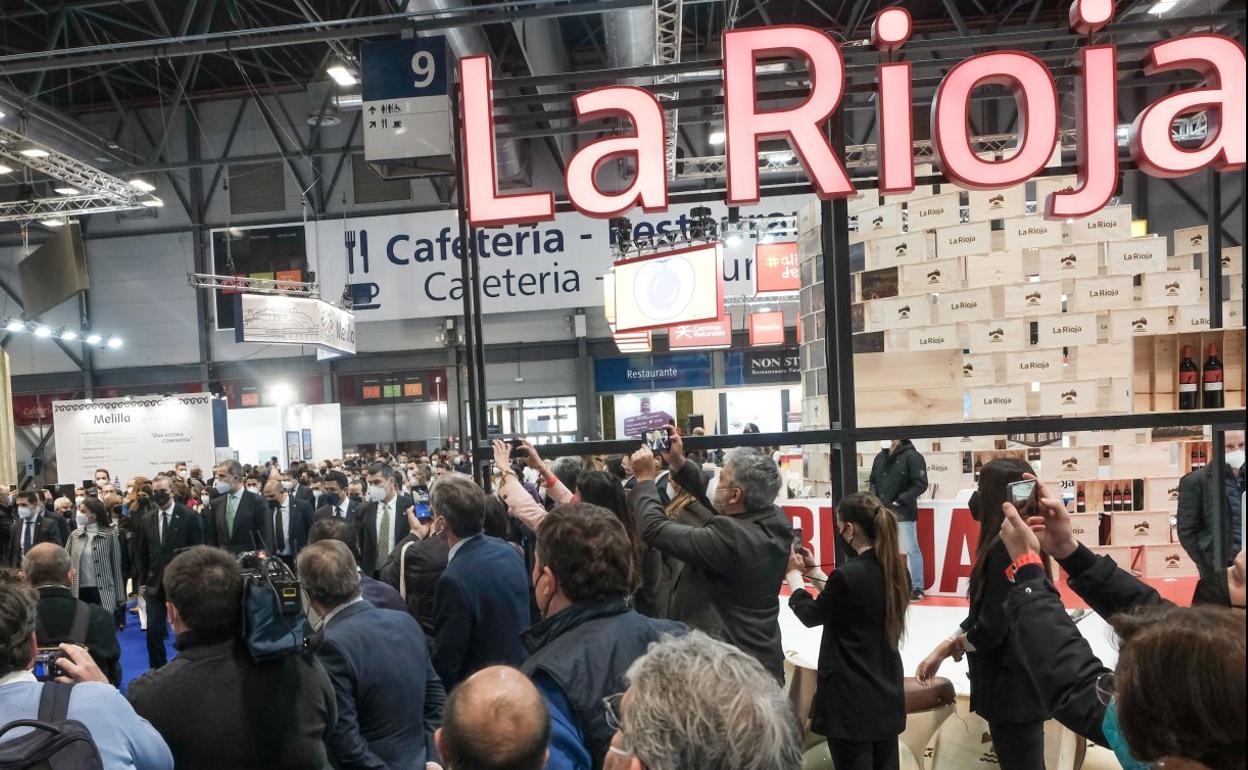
[754,241,799,294]
[783,498,979,597]
[668,317,733,349]
[749,310,786,346]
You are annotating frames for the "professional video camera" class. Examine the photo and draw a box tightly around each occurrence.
[236,547,305,662]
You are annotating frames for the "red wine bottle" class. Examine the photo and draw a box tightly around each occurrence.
[1203,343,1224,409]
[1122,483,1133,511]
[1178,345,1200,410]
[1112,485,1123,512]
[1191,445,1201,470]
[1102,486,1113,512]
[1076,488,1087,513]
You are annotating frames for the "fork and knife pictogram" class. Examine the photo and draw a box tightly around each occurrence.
[345,229,370,274]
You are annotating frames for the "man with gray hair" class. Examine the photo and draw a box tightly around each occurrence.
[21,543,121,685]
[205,459,267,554]
[629,432,791,681]
[603,630,802,770]
[299,539,445,769]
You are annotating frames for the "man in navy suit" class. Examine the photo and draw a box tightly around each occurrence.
[300,539,445,769]
[261,479,314,567]
[430,473,531,691]
[135,475,205,668]
[307,517,407,614]
[314,470,359,523]
[356,462,412,578]
[205,459,267,554]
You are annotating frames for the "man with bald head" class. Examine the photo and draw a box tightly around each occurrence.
[261,478,314,567]
[21,542,121,684]
[436,666,550,770]
[1178,429,1246,576]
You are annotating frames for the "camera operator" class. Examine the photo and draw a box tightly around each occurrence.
[127,546,336,770]
[300,540,444,769]
[21,543,121,686]
[0,579,173,768]
[997,485,1244,769]
[627,433,791,683]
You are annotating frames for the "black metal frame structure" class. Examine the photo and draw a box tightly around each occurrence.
[453,9,1247,565]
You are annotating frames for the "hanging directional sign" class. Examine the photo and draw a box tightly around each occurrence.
[361,36,452,176]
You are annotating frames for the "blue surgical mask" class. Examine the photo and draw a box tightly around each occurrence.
[1101,699,1152,770]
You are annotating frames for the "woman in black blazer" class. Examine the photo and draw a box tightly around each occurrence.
[916,457,1051,770]
[787,492,911,770]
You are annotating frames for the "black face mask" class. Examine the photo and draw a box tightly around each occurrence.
[967,491,982,522]
[349,494,363,502]
[1192,569,1233,607]
[268,498,281,511]
[151,489,172,507]
[321,492,339,507]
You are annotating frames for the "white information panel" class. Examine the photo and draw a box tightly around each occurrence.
[53,395,216,484]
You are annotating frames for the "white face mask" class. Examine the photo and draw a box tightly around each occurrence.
[18,506,34,520]
[880,440,892,450]
[366,484,388,503]
[177,470,188,479]
[281,480,294,491]
[214,479,233,495]
[75,496,85,506]
[1227,448,1246,470]
[75,513,90,528]
[246,485,259,494]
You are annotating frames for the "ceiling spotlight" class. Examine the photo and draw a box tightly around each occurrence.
[689,206,717,241]
[726,233,743,247]
[33,326,52,338]
[61,330,78,341]
[85,333,102,345]
[708,128,726,146]
[326,61,358,87]
[128,178,156,192]
[611,216,632,254]
[0,164,12,174]
[1149,0,1176,12]
[18,144,50,158]
[38,218,66,228]
[140,197,164,208]
[5,320,25,332]
[54,186,80,196]
[106,337,123,349]
[767,150,796,165]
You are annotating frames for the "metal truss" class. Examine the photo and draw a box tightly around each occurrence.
[188,272,320,297]
[0,126,161,224]
[653,0,684,180]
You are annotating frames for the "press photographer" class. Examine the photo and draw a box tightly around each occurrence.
[21,543,121,685]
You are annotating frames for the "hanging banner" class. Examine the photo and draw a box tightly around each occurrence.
[668,317,733,349]
[754,241,800,294]
[234,294,356,355]
[52,395,217,484]
[749,311,786,346]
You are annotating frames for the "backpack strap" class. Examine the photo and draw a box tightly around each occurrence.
[68,601,90,645]
[37,681,75,723]
[398,540,416,600]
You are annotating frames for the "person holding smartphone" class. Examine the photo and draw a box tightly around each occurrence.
[916,457,1051,770]
[786,492,910,770]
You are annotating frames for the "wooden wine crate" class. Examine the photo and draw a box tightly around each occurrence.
[1067,205,1132,243]
[854,349,963,391]
[1139,544,1200,579]
[935,222,993,259]
[1109,307,1171,341]
[1034,175,1077,207]
[1003,216,1064,251]
[857,267,900,302]
[1172,225,1208,255]
[1040,446,1100,480]
[968,384,1028,419]
[1141,269,1201,307]
[1069,275,1136,313]
[1003,280,1063,318]
[964,250,1025,289]
[1037,312,1100,348]
[906,193,962,231]
[1173,304,1212,331]
[1144,476,1182,511]
[854,387,965,427]
[1222,245,1244,275]
[966,317,1029,352]
[1088,545,1135,572]
[866,295,931,330]
[867,232,928,269]
[903,324,962,352]
[1005,347,1066,384]
[1079,479,1139,513]
[1037,380,1103,415]
[1111,511,1172,546]
[1110,443,1177,478]
[965,186,1026,222]
[899,257,960,295]
[962,353,1000,387]
[1106,236,1168,276]
[1130,327,1245,413]
[1068,514,1104,546]
[850,203,903,243]
[1073,342,1133,381]
[1037,243,1100,280]
[936,287,997,324]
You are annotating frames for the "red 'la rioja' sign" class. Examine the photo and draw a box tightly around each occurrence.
[459,0,1244,229]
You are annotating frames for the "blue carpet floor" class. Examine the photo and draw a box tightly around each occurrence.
[118,598,177,693]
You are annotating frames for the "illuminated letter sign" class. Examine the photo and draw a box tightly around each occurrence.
[565,87,668,218]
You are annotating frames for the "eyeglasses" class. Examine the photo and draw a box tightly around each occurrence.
[1095,672,1115,706]
[603,692,625,732]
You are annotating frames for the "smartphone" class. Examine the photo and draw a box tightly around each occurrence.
[509,439,529,460]
[643,429,670,452]
[792,526,804,552]
[415,501,433,522]
[1007,479,1038,514]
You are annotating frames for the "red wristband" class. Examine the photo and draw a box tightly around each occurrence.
[1005,552,1043,582]
[546,474,559,488]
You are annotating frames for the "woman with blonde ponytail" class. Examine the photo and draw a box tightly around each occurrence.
[786,492,910,770]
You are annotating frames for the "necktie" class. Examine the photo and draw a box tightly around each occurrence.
[22,520,33,553]
[378,502,391,558]
[162,511,170,546]
[274,506,286,554]
[226,494,238,535]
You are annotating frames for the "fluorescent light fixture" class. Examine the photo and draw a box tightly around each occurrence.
[767,150,795,164]
[19,146,50,158]
[33,326,52,338]
[128,178,156,192]
[140,197,164,208]
[106,337,123,349]
[269,383,295,403]
[757,306,772,313]
[326,64,358,87]
[0,164,12,174]
[708,129,725,146]
[38,218,66,228]
[54,186,79,196]
[61,330,78,341]
[85,333,103,345]
[5,320,25,332]
[1149,0,1177,12]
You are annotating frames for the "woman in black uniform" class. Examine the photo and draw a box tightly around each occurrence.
[786,492,911,770]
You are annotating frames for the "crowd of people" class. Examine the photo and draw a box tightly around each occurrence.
[0,429,1243,770]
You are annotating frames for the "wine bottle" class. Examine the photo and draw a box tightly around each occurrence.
[1203,343,1224,409]
[1122,483,1133,511]
[1178,345,1200,410]
[1112,485,1123,512]
[1191,445,1201,470]
[1102,486,1112,512]
[1076,487,1087,513]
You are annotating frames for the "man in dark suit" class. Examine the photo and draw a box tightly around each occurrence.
[430,473,531,691]
[356,462,412,578]
[307,517,407,613]
[22,542,122,685]
[314,470,359,523]
[260,479,313,568]
[7,491,63,567]
[205,459,267,554]
[289,468,316,507]
[135,475,205,668]
[300,540,444,769]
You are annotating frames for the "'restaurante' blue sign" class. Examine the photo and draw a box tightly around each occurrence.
[594,353,712,393]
